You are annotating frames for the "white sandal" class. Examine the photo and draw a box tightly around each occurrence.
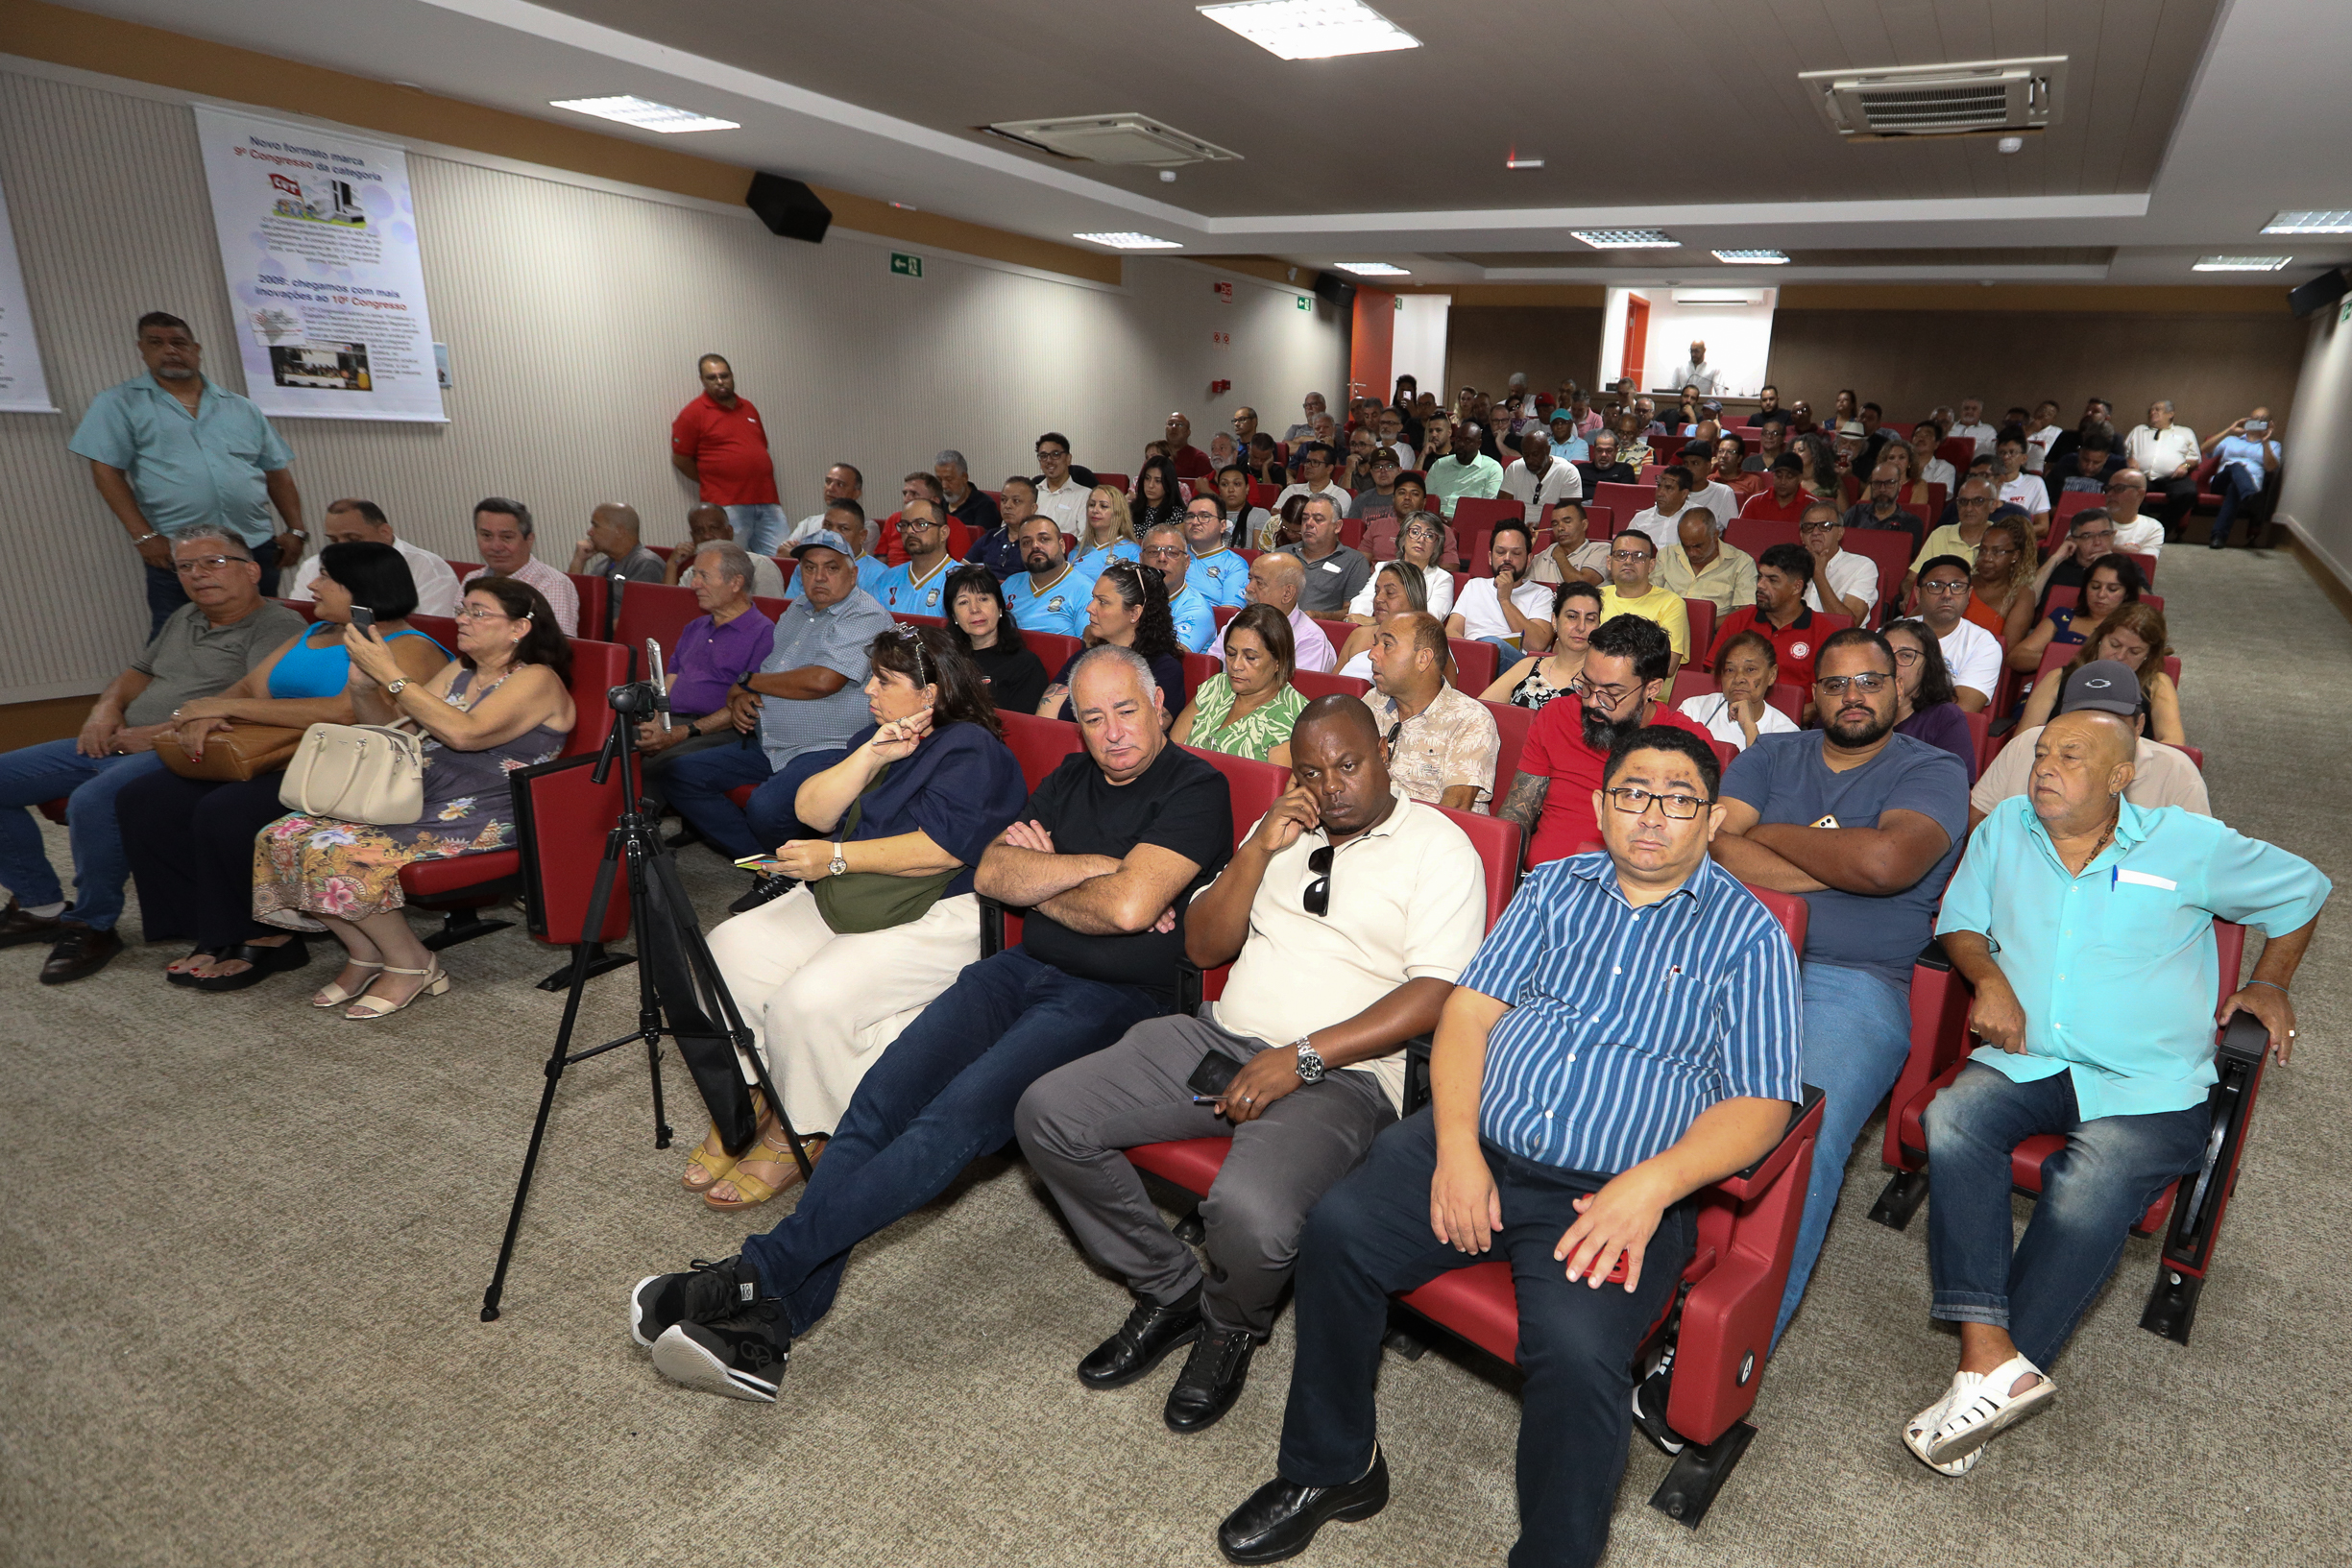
[1903,1375,1982,1476]
[1923,1356,2054,1465]
[342,964,450,1021]
[310,960,384,1008]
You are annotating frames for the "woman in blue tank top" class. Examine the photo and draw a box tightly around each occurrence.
[117,541,450,991]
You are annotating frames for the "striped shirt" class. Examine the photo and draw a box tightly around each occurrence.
[1462,852,1804,1172]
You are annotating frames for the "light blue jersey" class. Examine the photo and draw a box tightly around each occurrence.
[873,557,957,617]
[1189,547,1251,610]
[1005,563,1092,638]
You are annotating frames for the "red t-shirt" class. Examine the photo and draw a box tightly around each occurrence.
[1709,604,1830,688]
[669,394,779,506]
[1516,695,1716,866]
[1170,444,1214,480]
[1737,488,1812,523]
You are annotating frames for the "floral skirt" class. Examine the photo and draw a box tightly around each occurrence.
[253,810,515,927]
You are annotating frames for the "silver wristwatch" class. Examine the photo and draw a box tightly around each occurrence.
[1292,1037,1326,1083]
[828,842,847,878]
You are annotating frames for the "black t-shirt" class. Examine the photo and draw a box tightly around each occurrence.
[970,638,1049,714]
[1579,460,1638,492]
[1016,742,1232,995]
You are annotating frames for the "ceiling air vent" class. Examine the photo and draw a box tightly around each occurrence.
[980,114,1241,167]
[1800,57,2065,139]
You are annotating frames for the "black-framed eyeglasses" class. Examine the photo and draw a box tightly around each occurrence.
[1303,844,1335,917]
[1571,675,1639,708]
[1816,672,1893,694]
[1604,786,1713,820]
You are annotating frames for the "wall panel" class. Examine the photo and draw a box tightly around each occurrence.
[1445,306,1606,407]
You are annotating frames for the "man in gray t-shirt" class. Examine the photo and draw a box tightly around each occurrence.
[0,531,302,977]
[1278,494,1371,615]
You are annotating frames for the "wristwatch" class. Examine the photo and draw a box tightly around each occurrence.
[1292,1037,1326,1084]
[384,678,411,698]
[828,842,847,878]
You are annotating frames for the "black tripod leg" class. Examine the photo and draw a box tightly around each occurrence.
[621,835,673,1150]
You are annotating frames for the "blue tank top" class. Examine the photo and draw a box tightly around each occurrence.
[268,624,448,698]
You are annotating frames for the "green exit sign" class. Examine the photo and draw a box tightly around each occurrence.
[1295,295,1311,310]
[890,253,923,278]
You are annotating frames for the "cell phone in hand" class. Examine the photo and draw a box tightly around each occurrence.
[348,606,376,634]
[2245,421,2268,435]
[733,854,788,874]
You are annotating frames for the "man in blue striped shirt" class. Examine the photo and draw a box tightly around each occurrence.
[1219,726,1803,1568]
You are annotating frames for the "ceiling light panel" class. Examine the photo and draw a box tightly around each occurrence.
[1571,229,1679,250]
[2262,211,2352,235]
[2194,255,2292,272]
[1712,249,1789,264]
[1338,262,1410,276]
[550,95,739,133]
[1073,231,1184,250]
[1197,1,1421,60]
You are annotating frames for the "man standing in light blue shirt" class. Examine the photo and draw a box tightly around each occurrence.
[2198,404,2282,549]
[1422,421,1505,520]
[1903,695,2324,1475]
[69,312,309,635]
[1139,521,1218,653]
[1003,513,1092,638]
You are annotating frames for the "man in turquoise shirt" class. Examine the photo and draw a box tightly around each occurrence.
[1903,681,2325,1476]
[1003,513,1092,638]
[1138,521,1219,653]
[69,312,307,634]
[1182,494,1251,610]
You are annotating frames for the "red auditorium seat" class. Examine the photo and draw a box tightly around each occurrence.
[1871,924,2262,1344]
[1831,529,1915,624]
[567,573,613,641]
[1683,599,1716,664]
[1292,669,1370,702]
[613,581,708,663]
[1481,698,1535,792]
[1934,437,1974,473]
[1723,519,1799,559]
[1594,482,1652,528]
[997,712,1086,791]
[1667,669,1805,727]
[1447,637,1498,693]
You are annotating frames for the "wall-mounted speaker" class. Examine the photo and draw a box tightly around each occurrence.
[1313,271,1356,310]
[2289,267,2348,321]
[746,173,834,244]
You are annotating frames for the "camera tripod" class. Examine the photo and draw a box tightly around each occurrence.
[480,681,812,1323]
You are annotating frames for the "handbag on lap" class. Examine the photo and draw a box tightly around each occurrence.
[807,763,958,934]
[156,723,305,783]
[279,723,426,825]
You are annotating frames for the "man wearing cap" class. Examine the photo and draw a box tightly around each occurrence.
[661,528,893,911]
[1739,453,1815,524]
[1667,340,1720,397]
[1966,662,2209,831]
[1903,695,2326,1475]
[1346,447,1408,529]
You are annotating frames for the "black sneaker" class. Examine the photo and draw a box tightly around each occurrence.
[727,874,798,915]
[1631,1344,1685,1456]
[651,1298,791,1403]
[630,1255,762,1349]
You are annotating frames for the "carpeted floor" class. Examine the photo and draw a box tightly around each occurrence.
[4,542,2347,1567]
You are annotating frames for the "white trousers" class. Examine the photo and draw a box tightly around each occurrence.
[705,885,982,1137]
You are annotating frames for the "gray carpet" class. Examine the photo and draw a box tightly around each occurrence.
[4,543,2347,1566]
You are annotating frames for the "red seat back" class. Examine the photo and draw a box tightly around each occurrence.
[752,594,792,622]
[1595,482,1652,525]
[1026,631,1086,685]
[567,573,613,641]
[1451,496,1525,539]
[1480,698,1536,787]
[1292,669,1371,702]
[1179,651,1221,706]
[1212,604,1240,627]
[1683,598,1716,663]
[1724,518,1799,558]
[1583,502,1616,538]
[1434,801,1522,929]
[612,582,707,668]
[1934,437,1975,471]
[1183,746,1287,832]
[997,712,1085,791]
[1447,637,1499,693]
[510,754,631,944]
[562,639,633,757]
[1834,530,1914,623]
[408,615,459,653]
[1094,471,1129,495]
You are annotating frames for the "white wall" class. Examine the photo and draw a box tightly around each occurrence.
[1640,290,1777,399]
[2277,293,2352,584]
[1391,294,1450,400]
[0,62,1346,703]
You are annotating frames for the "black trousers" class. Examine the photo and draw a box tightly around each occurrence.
[2147,474,2199,538]
[118,768,291,948]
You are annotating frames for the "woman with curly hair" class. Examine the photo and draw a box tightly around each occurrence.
[1965,512,2040,646]
[1037,559,1184,729]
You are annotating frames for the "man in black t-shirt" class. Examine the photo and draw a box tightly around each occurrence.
[632,644,1233,1403]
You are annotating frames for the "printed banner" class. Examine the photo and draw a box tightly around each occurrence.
[0,170,57,413]
[191,105,445,422]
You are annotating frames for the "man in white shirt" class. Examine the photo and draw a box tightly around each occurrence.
[1667,339,1719,397]
[1273,444,1348,516]
[1373,406,1414,468]
[1031,431,1089,534]
[1226,551,1335,673]
[1283,393,1328,446]
[2122,399,2201,538]
[284,497,461,617]
[1915,555,2000,712]
[1626,466,1702,554]
[1498,429,1584,524]
[1676,441,1742,538]
[1947,399,1999,459]
[460,496,580,635]
[785,463,866,548]
[1798,502,1879,623]
[2021,401,2064,473]
[2098,469,2169,559]
[1993,430,2052,533]
[1445,521,1555,654]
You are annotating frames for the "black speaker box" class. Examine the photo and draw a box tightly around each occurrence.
[746,173,833,244]
[2289,267,2348,320]
[1313,271,1357,310]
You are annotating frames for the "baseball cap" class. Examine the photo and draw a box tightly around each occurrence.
[2057,660,2143,717]
[790,529,856,560]
[1771,452,1806,473]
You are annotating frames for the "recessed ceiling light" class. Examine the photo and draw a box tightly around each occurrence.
[1197,1,1420,60]
[2194,255,2293,272]
[1571,229,1679,250]
[2261,210,2352,235]
[1337,261,1410,277]
[1711,249,1789,265]
[549,95,740,133]
[1505,156,1545,170]
[1073,231,1184,250]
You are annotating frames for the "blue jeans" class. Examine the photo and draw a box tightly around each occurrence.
[1478,634,1523,656]
[1926,1064,2209,1367]
[144,539,279,637]
[659,740,773,861]
[743,749,844,854]
[726,503,788,557]
[1277,1109,1691,1568]
[1774,960,1914,1343]
[0,740,169,930]
[2208,466,2263,547]
[741,947,1162,1334]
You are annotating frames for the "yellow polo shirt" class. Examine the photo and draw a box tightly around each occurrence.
[1598,585,1691,662]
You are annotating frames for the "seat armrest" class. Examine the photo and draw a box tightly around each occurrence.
[1914,936,1950,972]
[1716,1084,1824,1199]
[979,895,1006,959]
[1176,958,1203,1017]
[1403,1034,1436,1115]
[2216,1009,2267,1067]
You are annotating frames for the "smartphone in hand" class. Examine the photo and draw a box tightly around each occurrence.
[348,605,376,635]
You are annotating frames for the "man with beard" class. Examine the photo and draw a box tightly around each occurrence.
[1496,615,1713,868]
[1706,629,1969,1351]
[1003,513,1091,637]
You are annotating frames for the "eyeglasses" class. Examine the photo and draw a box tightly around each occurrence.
[1919,579,1971,595]
[1572,675,1639,708]
[1141,543,1186,560]
[1815,672,1893,694]
[2071,531,2115,546]
[1604,786,1712,820]
[172,554,248,575]
[1891,646,1924,665]
[1607,549,1652,563]
[455,605,520,622]
[1303,843,1335,917]
[1036,447,1069,460]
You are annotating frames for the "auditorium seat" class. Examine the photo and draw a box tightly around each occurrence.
[1447,637,1499,693]
[567,573,613,641]
[1870,925,2262,1344]
[1831,530,1915,624]
[1724,519,1799,558]
[612,581,705,665]
[1683,599,1716,664]
[1667,669,1805,726]
[1595,482,1652,527]
[1481,698,1535,791]
[1292,669,1370,702]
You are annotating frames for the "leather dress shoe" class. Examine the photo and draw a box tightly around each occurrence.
[0,898,63,950]
[1217,1448,1389,1565]
[190,937,311,993]
[1077,1297,1201,1389]
[39,923,124,984]
[1165,1326,1255,1433]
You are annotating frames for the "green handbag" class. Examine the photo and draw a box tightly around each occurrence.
[809,763,959,934]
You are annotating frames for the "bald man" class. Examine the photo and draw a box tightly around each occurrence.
[667,502,788,597]
[570,501,666,582]
[1227,551,1337,673]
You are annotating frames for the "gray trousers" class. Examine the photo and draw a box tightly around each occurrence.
[1015,1010,1394,1338]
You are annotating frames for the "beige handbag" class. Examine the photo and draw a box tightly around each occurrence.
[279,723,426,824]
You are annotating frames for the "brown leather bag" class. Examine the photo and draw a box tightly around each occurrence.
[156,722,306,783]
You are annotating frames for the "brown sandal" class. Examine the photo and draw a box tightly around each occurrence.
[680,1091,771,1192]
[703,1131,825,1212]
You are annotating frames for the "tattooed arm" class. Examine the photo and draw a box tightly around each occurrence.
[1496,769,1549,868]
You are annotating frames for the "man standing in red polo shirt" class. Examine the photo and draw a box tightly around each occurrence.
[1496,615,1714,866]
[1709,543,1826,710]
[671,354,784,554]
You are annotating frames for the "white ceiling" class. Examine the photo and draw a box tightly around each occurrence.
[54,0,2352,286]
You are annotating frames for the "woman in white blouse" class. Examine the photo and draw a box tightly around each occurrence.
[1678,628,1799,751]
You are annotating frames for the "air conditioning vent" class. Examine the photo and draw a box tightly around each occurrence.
[1800,57,2065,138]
[980,113,1241,167]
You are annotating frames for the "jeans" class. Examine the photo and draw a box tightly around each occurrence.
[742,749,845,855]
[740,947,1163,1336]
[145,539,279,637]
[658,739,773,861]
[1925,1064,2209,1367]
[0,740,169,930]
[1276,1109,1691,1568]
[1774,960,1914,1344]
[726,503,788,557]
[1478,634,1523,657]
[2208,466,2264,547]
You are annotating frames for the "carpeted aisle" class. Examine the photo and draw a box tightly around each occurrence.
[3,543,2347,1566]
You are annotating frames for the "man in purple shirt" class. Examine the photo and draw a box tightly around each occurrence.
[636,540,777,816]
